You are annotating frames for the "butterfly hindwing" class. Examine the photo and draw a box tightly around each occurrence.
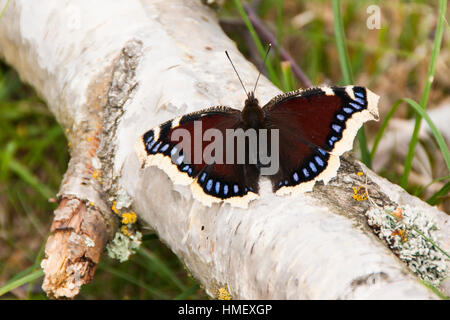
[135,106,260,208]
[262,86,379,195]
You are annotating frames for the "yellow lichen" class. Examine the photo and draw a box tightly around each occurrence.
[112,201,119,214]
[121,225,130,236]
[217,286,232,300]
[92,169,102,180]
[121,212,137,225]
[352,186,368,201]
[357,171,364,176]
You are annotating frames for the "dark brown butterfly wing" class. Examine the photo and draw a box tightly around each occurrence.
[262,86,379,195]
[135,106,260,208]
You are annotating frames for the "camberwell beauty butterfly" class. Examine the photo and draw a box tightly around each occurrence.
[135,53,379,209]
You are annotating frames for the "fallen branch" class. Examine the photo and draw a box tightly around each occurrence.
[0,0,448,299]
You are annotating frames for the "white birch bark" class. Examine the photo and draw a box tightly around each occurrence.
[0,0,448,299]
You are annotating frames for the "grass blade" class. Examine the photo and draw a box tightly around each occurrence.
[233,0,280,87]
[414,175,450,197]
[371,97,449,195]
[0,269,43,297]
[331,0,353,84]
[420,280,449,300]
[427,182,450,206]
[6,158,55,200]
[332,0,371,167]
[401,0,447,188]
[402,98,450,172]
[281,61,295,92]
[98,263,169,299]
[137,248,187,291]
[173,284,200,300]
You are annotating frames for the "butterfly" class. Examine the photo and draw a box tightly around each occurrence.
[135,52,379,209]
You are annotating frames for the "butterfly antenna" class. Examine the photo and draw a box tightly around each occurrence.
[225,50,249,97]
[253,43,272,94]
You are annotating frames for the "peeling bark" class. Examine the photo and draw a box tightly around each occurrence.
[0,0,448,299]
[41,198,113,298]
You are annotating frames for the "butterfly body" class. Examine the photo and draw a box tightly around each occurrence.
[241,92,265,129]
[136,86,379,208]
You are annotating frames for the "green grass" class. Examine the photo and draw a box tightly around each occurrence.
[1,0,449,300]
[232,0,281,88]
[371,98,450,170]
[400,0,447,189]
[0,269,43,297]
[330,0,448,202]
[332,0,371,168]
[368,0,448,203]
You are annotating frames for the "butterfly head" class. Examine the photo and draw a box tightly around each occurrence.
[242,91,264,129]
[224,46,271,129]
[245,91,258,106]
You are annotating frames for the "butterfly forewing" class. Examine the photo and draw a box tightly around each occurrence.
[136,106,261,208]
[262,86,379,195]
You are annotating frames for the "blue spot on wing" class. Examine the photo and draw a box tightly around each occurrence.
[303,168,309,178]
[315,156,324,167]
[349,102,362,110]
[152,141,162,152]
[145,135,154,144]
[206,179,213,192]
[176,154,184,165]
[332,124,342,133]
[354,97,365,105]
[309,162,317,173]
[160,144,169,152]
[146,140,156,151]
[343,107,353,114]
[215,181,220,194]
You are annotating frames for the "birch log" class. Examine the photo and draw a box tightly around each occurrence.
[0,0,448,299]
